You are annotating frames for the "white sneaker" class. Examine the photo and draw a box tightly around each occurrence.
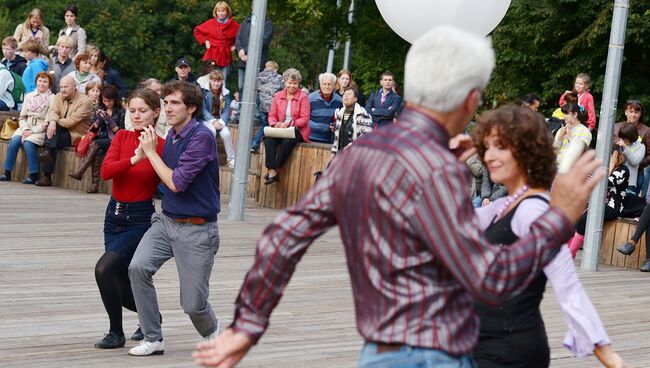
[201,320,220,343]
[128,340,165,356]
[227,159,235,168]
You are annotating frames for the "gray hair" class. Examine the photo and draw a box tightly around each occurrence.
[318,72,336,85]
[404,25,495,113]
[140,78,161,89]
[282,68,302,83]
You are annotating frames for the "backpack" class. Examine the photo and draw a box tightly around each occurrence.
[0,65,25,104]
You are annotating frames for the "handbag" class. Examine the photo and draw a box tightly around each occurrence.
[74,130,97,157]
[0,118,19,140]
[264,126,296,139]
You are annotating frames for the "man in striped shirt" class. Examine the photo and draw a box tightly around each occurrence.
[194,25,605,367]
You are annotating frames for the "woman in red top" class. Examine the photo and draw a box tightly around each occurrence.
[93,89,165,349]
[193,2,240,82]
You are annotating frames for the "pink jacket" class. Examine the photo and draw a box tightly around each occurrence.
[559,92,597,130]
[268,88,311,142]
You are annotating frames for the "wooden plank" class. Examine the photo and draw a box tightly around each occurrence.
[624,223,641,269]
[600,220,617,265]
[0,183,649,367]
[611,221,629,267]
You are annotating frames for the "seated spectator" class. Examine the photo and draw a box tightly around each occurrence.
[331,88,372,157]
[69,84,124,193]
[49,35,76,92]
[35,75,93,186]
[58,5,87,59]
[85,81,101,108]
[196,59,217,90]
[554,102,591,164]
[365,71,403,127]
[13,8,50,52]
[0,71,54,184]
[568,144,629,258]
[97,50,127,98]
[308,72,342,143]
[87,44,103,77]
[171,57,197,83]
[229,91,240,123]
[334,69,358,97]
[516,93,541,112]
[263,68,310,185]
[125,78,169,137]
[1,37,27,76]
[614,123,645,194]
[193,2,240,82]
[0,63,15,111]
[479,164,507,207]
[251,60,284,152]
[20,39,49,94]
[466,154,484,207]
[201,70,235,168]
[68,52,101,93]
[614,100,650,195]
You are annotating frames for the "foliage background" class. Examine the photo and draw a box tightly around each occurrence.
[3,0,650,118]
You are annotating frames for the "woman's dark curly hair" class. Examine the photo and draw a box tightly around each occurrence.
[472,104,557,189]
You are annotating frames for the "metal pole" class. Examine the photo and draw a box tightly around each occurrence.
[342,0,354,70]
[326,49,335,73]
[228,0,267,221]
[326,0,343,73]
[582,0,629,271]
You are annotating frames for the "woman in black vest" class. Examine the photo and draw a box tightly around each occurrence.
[470,105,624,367]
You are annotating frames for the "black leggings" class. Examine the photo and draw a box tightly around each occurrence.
[95,251,137,335]
[631,204,650,258]
[575,206,619,235]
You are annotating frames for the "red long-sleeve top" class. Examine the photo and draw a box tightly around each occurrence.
[101,129,165,202]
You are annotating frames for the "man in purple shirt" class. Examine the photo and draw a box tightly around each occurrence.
[128,81,221,356]
[193,26,605,367]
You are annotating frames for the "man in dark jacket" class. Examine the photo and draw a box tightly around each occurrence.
[235,17,273,93]
[365,71,403,127]
[1,37,27,76]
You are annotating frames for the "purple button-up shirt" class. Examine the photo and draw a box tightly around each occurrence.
[230,106,574,354]
[167,119,217,192]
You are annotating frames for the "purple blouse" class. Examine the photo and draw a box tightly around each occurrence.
[476,194,610,357]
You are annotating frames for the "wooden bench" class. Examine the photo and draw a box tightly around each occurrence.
[600,218,648,269]
[257,142,331,209]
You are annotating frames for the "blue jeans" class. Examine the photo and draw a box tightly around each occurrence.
[359,343,476,368]
[104,198,155,261]
[251,111,268,150]
[0,99,9,111]
[4,135,39,174]
[641,166,650,197]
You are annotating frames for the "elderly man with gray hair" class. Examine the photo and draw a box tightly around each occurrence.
[194,26,606,367]
[307,72,342,143]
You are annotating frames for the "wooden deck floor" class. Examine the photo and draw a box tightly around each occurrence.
[0,182,648,367]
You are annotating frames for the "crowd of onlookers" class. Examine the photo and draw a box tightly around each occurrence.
[0,2,406,189]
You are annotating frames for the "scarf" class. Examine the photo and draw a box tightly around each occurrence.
[27,91,51,113]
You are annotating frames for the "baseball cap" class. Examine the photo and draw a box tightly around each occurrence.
[176,57,191,67]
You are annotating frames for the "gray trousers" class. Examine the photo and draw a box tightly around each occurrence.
[129,212,220,342]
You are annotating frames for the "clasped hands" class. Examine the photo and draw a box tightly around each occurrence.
[132,126,158,165]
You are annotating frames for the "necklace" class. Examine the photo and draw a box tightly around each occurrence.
[496,185,529,218]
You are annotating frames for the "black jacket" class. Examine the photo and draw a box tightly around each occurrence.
[1,54,27,76]
[235,17,273,70]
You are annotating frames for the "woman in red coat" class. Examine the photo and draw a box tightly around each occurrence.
[193,2,240,82]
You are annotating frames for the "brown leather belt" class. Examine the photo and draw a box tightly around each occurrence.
[375,342,404,353]
[172,217,206,225]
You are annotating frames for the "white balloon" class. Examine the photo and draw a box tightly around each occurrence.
[375,0,511,43]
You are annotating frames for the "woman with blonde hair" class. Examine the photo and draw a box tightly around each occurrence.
[193,2,240,81]
[13,8,50,52]
[0,72,54,184]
